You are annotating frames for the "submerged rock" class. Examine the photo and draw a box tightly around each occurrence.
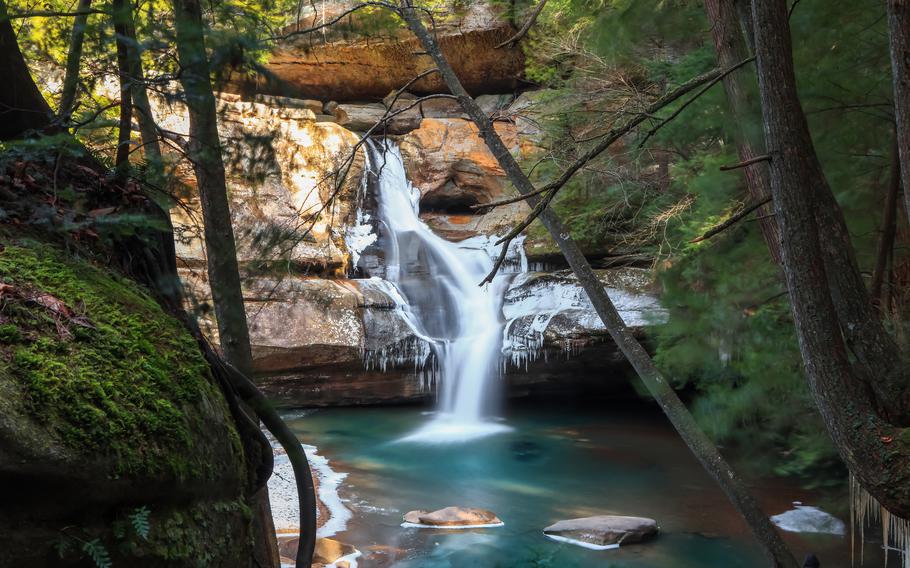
[404,507,503,527]
[543,515,659,547]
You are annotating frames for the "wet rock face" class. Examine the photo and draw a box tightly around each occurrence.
[543,515,659,546]
[235,1,524,101]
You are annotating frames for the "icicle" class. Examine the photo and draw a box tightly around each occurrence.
[850,473,910,568]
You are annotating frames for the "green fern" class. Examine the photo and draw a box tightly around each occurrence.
[129,506,151,540]
[81,538,112,568]
[53,538,73,558]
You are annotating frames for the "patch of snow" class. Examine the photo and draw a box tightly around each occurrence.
[267,435,353,539]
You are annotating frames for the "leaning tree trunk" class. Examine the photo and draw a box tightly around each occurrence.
[58,0,92,121]
[398,4,799,566]
[0,0,52,140]
[888,0,910,223]
[751,0,910,519]
[171,1,297,566]
[704,0,781,265]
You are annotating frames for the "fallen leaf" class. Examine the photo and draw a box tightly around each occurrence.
[88,207,116,218]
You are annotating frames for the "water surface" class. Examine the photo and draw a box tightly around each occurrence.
[282,402,876,567]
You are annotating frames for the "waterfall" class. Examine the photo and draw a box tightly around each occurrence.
[365,139,522,443]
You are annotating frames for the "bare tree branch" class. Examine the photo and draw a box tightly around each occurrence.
[636,56,756,149]
[690,196,772,243]
[495,0,548,49]
[719,154,770,171]
[6,8,105,18]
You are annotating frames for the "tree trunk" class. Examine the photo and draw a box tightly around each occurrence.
[751,0,910,518]
[170,1,289,566]
[124,17,163,179]
[58,0,92,121]
[399,5,799,566]
[710,0,908,416]
[0,0,52,140]
[704,0,781,264]
[871,139,900,306]
[171,0,253,374]
[112,0,133,177]
[888,0,910,223]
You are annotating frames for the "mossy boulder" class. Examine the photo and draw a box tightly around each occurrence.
[0,238,253,567]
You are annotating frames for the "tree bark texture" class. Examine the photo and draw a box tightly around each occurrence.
[871,139,901,306]
[0,0,52,140]
[704,0,781,264]
[888,0,910,223]
[399,4,799,566]
[752,0,910,518]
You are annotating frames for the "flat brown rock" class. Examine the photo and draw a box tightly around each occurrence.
[412,506,502,526]
[277,536,356,565]
[543,515,658,546]
[403,510,430,524]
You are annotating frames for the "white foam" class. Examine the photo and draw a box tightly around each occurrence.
[401,522,506,529]
[396,415,513,444]
[543,533,621,550]
[770,505,845,535]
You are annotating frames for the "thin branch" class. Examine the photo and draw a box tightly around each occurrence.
[719,154,770,171]
[6,8,106,18]
[266,1,396,41]
[690,196,772,243]
[637,56,756,149]
[495,0,548,49]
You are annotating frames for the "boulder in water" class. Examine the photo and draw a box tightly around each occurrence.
[543,515,659,547]
[404,507,503,527]
[278,536,357,565]
[403,510,430,524]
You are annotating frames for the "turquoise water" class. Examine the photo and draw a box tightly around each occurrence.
[283,403,861,567]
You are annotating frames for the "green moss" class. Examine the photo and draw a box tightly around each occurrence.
[0,239,235,479]
[142,500,253,565]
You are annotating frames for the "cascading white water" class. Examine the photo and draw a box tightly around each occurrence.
[365,139,522,443]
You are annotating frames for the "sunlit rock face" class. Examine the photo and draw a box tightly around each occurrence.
[398,117,535,240]
[230,1,524,101]
[156,95,367,275]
